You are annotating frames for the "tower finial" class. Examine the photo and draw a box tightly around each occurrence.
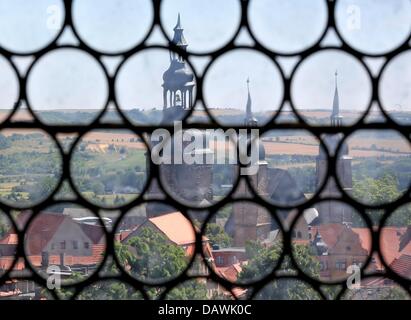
[175,13,182,30]
[171,13,188,60]
[331,70,342,126]
[335,70,338,87]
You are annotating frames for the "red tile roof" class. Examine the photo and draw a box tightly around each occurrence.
[28,244,105,267]
[216,263,243,283]
[351,226,411,272]
[79,223,105,244]
[0,257,17,271]
[25,212,105,255]
[120,212,212,260]
[116,230,133,242]
[312,224,371,255]
[352,228,372,252]
[389,254,411,278]
[1,243,105,271]
[380,227,411,266]
[25,213,66,255]
[148,212,197,246]
[231,287,247,299]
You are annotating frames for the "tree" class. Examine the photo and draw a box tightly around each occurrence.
[28,176,57,202]
[238,241,283,282]
[353,174,402,225]
[126,227,188,282]
[344,284,409,300]
[90,181,105,195]
[166,280,208,300]
[238,241,321,300]
[353,174,400,205]
[121,227,211,299]
[76,281,142,300]
[206,223,232,248]
[119,169,140,189]
[387,205,411,226]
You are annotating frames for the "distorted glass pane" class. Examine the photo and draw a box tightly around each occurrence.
[0,129,62,207]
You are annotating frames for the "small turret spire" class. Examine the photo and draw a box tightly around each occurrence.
[246,78,251,116]
[245,78,258,126]
[174,13,182,30]
[162,14,195,118]
[331,70,342,126]
[171,13,188,62]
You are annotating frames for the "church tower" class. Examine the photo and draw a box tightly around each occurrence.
[331,71,343,127]
[230,79,271,247]
[161,14,195,123]
[315,71,353,224]
[146,15,213,218]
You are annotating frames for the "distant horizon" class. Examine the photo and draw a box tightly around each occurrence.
[1,1,411,115]
[0,107,407,113]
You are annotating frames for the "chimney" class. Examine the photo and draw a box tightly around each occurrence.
[59,252,65,268]
[41,251,49,269]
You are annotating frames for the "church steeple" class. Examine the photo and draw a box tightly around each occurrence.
[315,71,353,224]
[244,78,258,127]
[171,13,188,61]
[162,14,195,118]
[331,70,343,126]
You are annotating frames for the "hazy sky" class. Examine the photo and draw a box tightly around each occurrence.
[0,0,411,116]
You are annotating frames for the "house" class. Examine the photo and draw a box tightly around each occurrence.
[1,212,105,273]
[0,211,106,299]
[212,247,247,268]
[310,223,372,280]
[25,212,105,271]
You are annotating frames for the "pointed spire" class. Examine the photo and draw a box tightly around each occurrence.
[171,13,187,52]
[331,70,342,126]
[332,70,339,116]
[174,13,182,30]
[245,78,257,126]
[246,78,252,117]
